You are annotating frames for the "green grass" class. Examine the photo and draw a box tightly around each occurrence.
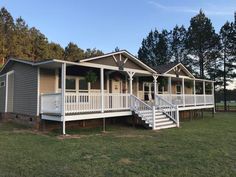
[216,102,236,106]
[0,113,236,177]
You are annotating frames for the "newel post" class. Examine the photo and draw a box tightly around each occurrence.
[176,105,179,128]
[152,105,156,130]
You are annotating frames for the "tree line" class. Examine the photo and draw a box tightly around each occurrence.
[138,10,236,110]
[0,7,103,62]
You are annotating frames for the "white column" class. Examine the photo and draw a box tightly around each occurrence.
[182,78,185,107]
[203,81,206,105]
[127,71,135,95]
[100,68,104,113]
[153,74,158,105]
[212,82,215,112]
[136,77,139,98]
[61,63,66,135]
[193,79,196,106]
[168,77,172,103]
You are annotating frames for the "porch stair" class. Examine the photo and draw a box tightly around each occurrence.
[134,110,177,130]
[130,95,179,130]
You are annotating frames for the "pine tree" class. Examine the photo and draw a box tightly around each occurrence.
[138,30,156,66]
[220,21,236,111]
[48,42,64,59]
[84,48,103,58]
[64,42,84,61]
[171,25,189,64]
[186,10,219,78]
[29,27,49,61]
[14,17,32,59]
[0,7,16,59]
[138,29,171,67]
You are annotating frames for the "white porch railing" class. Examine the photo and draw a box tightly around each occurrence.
[158,94,214,107]
[41,93,130,114]
[155,95,179,127]
[104,93,130,111]
[41,93,62,114]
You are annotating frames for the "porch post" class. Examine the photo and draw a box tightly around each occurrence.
[193,79,196,106]
[61,63,66,135]
[168,77,172,103]
[203,81,206,105]
[153,74,158,105]
[100,68,104,113]
[127,71,135,95]
[182,77,185,107]
[212,82,215,113]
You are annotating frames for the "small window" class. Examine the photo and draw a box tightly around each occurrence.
[0,81,5,88]
[176,85,181,94]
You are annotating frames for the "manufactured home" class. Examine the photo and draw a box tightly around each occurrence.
[0,50,215,134]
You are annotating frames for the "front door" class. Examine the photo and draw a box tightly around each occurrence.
[112,80,121,93]
[111,79,122,109]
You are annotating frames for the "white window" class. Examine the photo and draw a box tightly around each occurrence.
[0,81,5,88]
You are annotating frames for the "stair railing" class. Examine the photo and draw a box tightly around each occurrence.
[155,95,179,127]
[130,95,156,129]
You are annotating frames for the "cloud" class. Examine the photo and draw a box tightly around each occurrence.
[148,1,234,16]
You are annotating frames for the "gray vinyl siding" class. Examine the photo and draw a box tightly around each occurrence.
[0,75,6,112]
[7,62,38,116]
[7,72,14,112]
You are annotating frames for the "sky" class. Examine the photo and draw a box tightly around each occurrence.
[1,0,235,55]
[0,0,235,89]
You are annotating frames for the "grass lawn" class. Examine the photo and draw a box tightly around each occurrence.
[0,113,236,177]
[216,102,236,106]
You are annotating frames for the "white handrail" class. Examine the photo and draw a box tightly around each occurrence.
[155,95,179,127]
[130,95,155,128]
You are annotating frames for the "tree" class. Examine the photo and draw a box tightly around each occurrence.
[48,42,64,59]
[170,25,192,68]
[114,46,120,52]
[14,17,32,59]
[84,48,103,58]
[0,7,16,59]
[64,42,84,61]
[220,21,236,111]
[186,10,219,78]
[138,30,156,66]
[138,29,171,67]
[29,27,50,61]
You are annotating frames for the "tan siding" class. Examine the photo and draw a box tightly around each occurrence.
[40,68,56,94]
[87,54,145,71]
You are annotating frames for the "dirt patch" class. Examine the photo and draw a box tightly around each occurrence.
[118,158,133,165]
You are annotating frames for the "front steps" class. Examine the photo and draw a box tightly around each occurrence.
[133,110,177,130]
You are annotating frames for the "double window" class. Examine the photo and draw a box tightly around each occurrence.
[58,77,88,92]
[58,76,89,103]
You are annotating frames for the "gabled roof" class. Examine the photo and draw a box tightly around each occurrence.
[155,62,195,78]
[80,50,157,74]
[155,62,179,74]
